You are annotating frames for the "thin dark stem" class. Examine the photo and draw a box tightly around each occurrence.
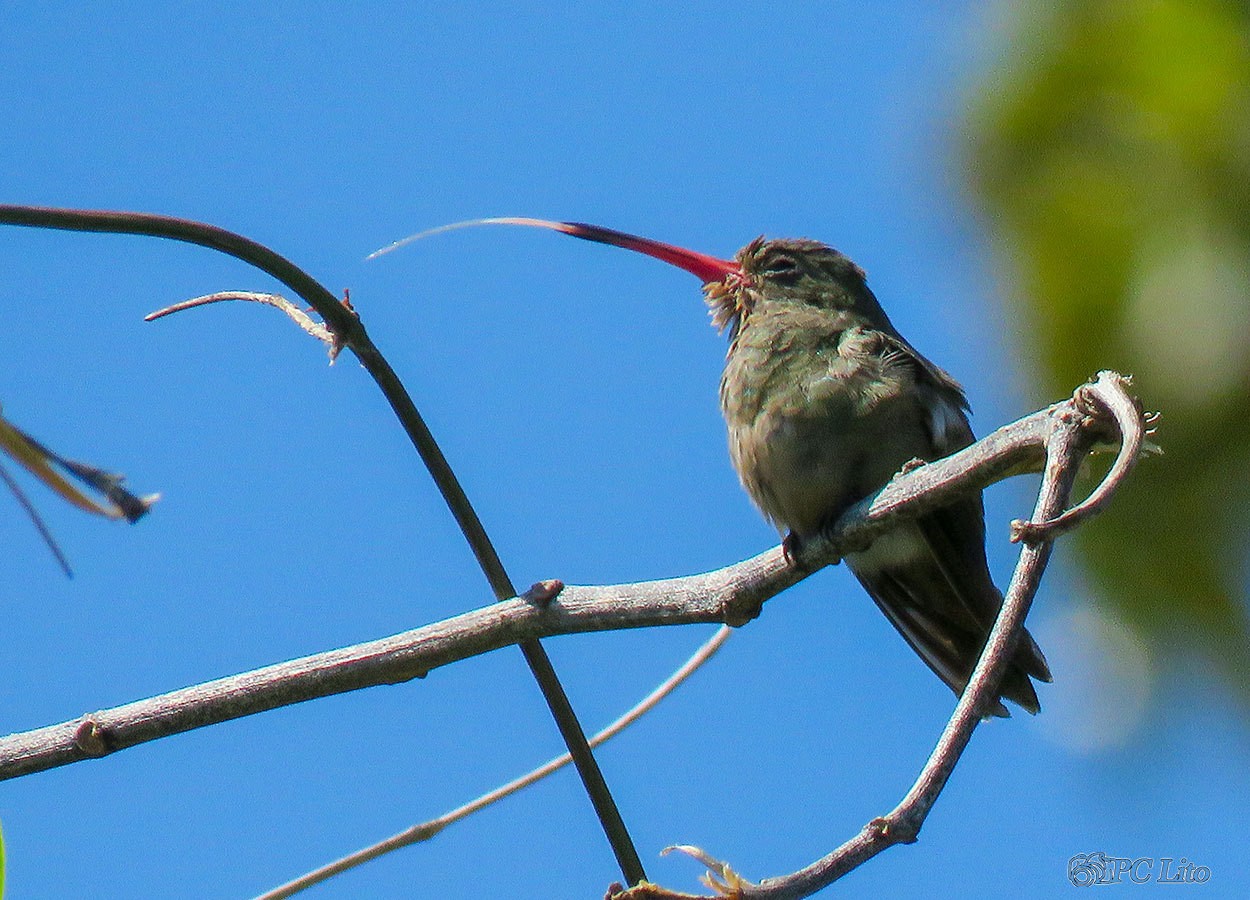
[0,461,74,577]
[0,204,645,886]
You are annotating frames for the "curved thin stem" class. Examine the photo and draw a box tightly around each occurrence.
[255,626,733,900]
[0,204,646,886]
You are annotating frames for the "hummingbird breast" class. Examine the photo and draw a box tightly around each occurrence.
[715,295,1050,713]
[719,307,938,538]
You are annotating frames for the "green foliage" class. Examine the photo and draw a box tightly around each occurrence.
[966,0,1250,701]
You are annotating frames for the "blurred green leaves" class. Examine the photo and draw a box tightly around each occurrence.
[966,0,1250,701]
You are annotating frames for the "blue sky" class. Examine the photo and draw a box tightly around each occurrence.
[1,3,1245,898]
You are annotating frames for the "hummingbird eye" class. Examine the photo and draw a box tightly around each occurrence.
[761,255,800,281]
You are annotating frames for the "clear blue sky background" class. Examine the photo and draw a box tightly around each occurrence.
[1,3,1245,898]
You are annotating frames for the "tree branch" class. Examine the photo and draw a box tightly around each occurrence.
[0,206,1148,898]
[0,375,1139,788]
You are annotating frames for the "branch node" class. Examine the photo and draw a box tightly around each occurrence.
[73,718,113,757]
[1008,517,1041,545]
[522,579,565,606]
[721,594,765,628]
[870,814,918,845]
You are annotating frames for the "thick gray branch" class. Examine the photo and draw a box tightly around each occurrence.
[0,385,1101,784]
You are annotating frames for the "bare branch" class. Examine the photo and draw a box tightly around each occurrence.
[1010,371,1151,543]
[145,291,343,360]
[0,207,1149,897]
[0,380,1125,785]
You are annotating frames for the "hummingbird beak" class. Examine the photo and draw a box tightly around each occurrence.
[369,216,741,286]
[504,219,740,286]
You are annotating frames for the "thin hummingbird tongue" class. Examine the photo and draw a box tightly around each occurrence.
[369,216,740,285]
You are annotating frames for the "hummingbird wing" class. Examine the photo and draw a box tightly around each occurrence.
[844,336,1052,716]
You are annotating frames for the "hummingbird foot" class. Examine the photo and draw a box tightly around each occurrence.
[782,531,803,566]
[783,530,843,570]
[897,456,928,476]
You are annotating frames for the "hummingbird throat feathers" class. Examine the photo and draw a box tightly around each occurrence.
[702,274,754,338]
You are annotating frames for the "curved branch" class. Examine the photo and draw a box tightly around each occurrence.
[0,206,494,584]
[1010,371,1152,543]
[0,204,645,884]
[146,291,341,358]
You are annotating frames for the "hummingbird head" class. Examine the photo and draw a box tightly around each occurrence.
[714,237,893,335]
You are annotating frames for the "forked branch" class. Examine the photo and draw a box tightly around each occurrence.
[0,205,1149,898]
[613,371,1147,900]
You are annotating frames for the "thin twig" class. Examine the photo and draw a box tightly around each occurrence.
[146,291,342,359]
[0,461,73,577]
[0,204,645,885]
[255,626,733,900]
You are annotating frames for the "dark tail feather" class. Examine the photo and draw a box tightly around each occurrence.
[848,564,1050,717]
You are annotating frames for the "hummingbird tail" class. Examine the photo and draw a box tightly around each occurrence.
[846,523,1052,717]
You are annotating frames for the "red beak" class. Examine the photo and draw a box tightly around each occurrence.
[370,217,740,285]
[496,218,740,285]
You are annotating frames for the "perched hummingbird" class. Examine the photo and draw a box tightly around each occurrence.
[375,218,1053,715]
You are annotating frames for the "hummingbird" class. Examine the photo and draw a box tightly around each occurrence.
[374,218,1053,715]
